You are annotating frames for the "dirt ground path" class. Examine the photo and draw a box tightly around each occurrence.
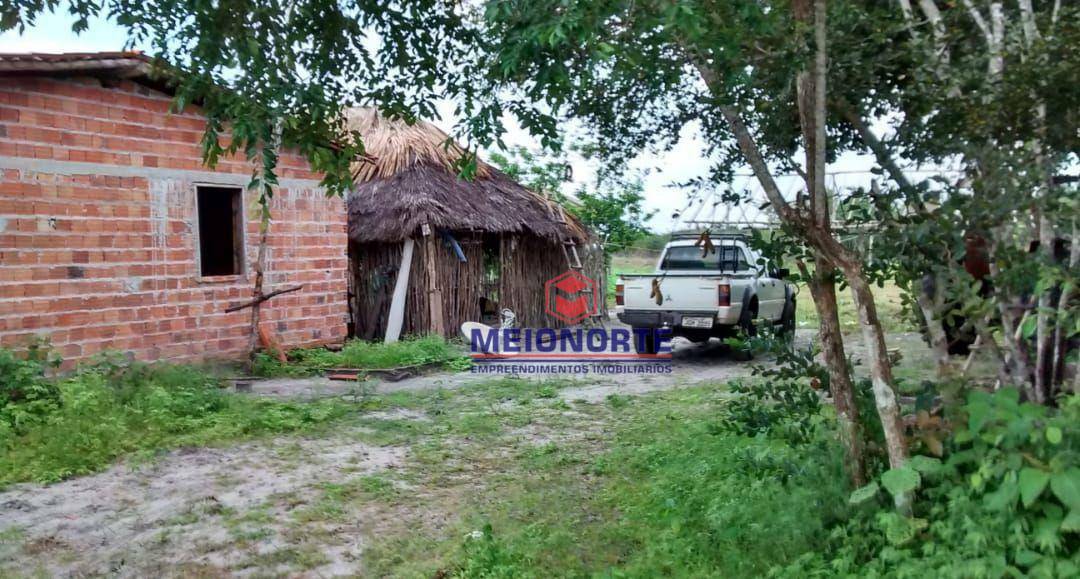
[245,329,826,401]
[242,329,931,403]
[0,330,936,577]
[0,430,404,577]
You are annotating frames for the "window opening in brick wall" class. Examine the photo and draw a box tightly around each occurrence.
[196,186,244,276]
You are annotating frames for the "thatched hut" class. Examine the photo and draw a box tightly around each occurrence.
[345,109,604,341]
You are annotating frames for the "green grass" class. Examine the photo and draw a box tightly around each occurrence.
[794,280,915,334]
[609,254,657,307]
[356,384,853,577]
[5,340,1039,576]
[0,355,361,486]
[252,335,471,378]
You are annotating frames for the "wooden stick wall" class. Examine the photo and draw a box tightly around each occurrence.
[349,233,606,340]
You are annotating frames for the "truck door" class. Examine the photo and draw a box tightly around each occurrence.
[755,256,786,321]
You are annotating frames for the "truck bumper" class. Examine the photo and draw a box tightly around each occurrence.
[617,308,740,329]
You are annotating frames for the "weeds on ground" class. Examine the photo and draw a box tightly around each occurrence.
[252,335,471,378]
[404,386,855,578]
[719,339,826,445]
[782,389,1080,577]
[0,349,358,486]
[794,280,916,333]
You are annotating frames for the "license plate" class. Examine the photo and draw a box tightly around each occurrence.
[682,317,713,329]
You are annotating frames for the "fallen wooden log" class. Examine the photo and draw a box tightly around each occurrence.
[324,360,446,383]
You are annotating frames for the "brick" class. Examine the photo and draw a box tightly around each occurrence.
[0,77,346,366]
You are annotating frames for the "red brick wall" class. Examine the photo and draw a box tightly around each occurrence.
[0,76,348,366]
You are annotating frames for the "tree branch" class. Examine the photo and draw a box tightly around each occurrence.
[832,97,925,212]
[227,285,304,313]
[960,0,991,38]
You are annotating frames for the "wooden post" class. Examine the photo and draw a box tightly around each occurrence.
[422,224,446,337]
[384,238,414,343]
[248,212,269,360]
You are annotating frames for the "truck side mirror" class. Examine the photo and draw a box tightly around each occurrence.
[776,268,790,279]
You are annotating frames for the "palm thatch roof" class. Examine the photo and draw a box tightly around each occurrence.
[346,108,588,243]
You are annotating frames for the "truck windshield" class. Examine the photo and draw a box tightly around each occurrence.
[661,245,750,271]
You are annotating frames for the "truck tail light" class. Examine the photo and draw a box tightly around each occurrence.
[615,283,625,306]
[718,284,731,307]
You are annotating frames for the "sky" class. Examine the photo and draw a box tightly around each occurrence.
[0,8,928,239]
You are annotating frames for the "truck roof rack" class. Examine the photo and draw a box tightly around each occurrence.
[668,228,753,241]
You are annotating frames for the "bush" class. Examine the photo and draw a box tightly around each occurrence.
[0,344,61,436]
[784,389,1080,577]
[251,336,470,377]
[718,345,826,445]
[0,350,354,486]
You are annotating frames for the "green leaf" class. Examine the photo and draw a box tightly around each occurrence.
[849,481,880,505]
[1033,514,1063,552]
[1019,468,1050,507]
[1014,548,1040,567]
[1020,315,1038,338]
[908,455,943,475]
[967,401,991,434]
[1046,426,1062,445]
[1062,510,1080,533]
[985,480,1018,511]
[881,467,921,497]
[1050,469,1080,509]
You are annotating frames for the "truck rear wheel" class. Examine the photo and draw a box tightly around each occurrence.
[632,327,660,355]
[737,299,758,338]
[779,298,796,337]
[732,300,758,361]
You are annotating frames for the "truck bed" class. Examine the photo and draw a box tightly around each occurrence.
[620,273,750,322]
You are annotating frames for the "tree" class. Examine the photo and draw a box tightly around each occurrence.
[2,0,506,204]
[479,0,930,494]
[4,0,506,362]
[865,0,1079,400]
[489,145,655,259]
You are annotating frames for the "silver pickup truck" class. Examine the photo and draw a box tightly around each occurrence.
[615,234,797,353]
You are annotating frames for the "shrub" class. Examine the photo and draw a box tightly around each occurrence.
[717,345,826,445]
[250,336,470,377]
[0,345,61,436]
[0,349,354,486]
[784,389,1080,577]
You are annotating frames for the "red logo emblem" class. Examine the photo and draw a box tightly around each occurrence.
[544,270,599,324]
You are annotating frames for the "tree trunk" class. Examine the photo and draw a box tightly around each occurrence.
[1034,213,1055,403]
[846,265,912,513]
[1019,0,1055,403]
[988,230,1036,392]
[1052,220,1078,389]
[248,212,269,365]
[795,0,866,487]
[833,97,953,381]
[806,262,866,486]
[689,1,910,491]
[994,293,1035,391]
[915,275,954,378]
[712,98,913,483]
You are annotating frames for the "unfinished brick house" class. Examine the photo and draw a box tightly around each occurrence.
[0,52,348,366]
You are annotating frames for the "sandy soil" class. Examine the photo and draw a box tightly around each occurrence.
[0,433,404,577]
[248,328,822,402]
[0,329,936,577]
